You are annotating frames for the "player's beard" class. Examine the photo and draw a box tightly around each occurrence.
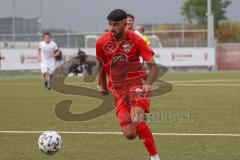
[111,31,118,38]
[111,29,125,40]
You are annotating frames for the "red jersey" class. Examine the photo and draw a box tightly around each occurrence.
[96,30,154,94]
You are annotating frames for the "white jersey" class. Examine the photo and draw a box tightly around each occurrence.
[39,40,58,63]
[39,40,58,74]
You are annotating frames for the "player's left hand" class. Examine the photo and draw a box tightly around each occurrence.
[143,84,151,97]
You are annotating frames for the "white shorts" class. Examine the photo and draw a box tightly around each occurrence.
[40,61,56,74]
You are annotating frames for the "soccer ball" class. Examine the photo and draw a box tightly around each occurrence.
[38,131,62,155]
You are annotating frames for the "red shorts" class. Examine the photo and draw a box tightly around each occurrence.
[114,86,150,128]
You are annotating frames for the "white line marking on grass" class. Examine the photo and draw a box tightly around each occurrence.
[173,83,240,86]
[169,79,240,83]
[0,131,240,137]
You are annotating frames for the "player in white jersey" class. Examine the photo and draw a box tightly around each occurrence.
[37,32,58,90]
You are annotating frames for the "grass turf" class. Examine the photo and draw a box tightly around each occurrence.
[0,71,240,160]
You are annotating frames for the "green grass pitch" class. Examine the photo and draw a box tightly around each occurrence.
[0,71,240,160]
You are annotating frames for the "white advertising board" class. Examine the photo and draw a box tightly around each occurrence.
[0,48,215,70]
[153,48,215,67]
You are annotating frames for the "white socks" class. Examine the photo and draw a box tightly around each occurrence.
[151,154,160,160]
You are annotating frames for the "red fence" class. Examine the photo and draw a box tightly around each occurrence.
[217,43,240,70]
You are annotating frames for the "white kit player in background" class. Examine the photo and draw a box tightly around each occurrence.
[37,32,58,90]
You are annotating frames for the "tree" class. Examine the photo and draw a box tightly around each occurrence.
[181,0,231,25]
[215,22,240,42]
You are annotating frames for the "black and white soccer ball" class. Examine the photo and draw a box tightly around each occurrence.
[38,131,62,155]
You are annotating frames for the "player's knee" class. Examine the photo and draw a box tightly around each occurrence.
[124,132,137,140]
[122,125,137,140]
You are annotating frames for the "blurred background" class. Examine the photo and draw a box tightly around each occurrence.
[0,0,240,73]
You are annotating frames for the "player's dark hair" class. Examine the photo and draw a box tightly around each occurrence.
[104,29,109,32]
[127,13,135,20]
[43,32,52,37]
[107,9,127,21]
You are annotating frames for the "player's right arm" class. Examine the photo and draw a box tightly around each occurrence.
[97,61,109,96]
[96,41,109,96]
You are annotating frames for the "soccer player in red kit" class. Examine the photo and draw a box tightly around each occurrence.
[96,9,160,160]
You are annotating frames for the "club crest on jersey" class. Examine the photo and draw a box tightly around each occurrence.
[103,42,117,54]
[120,41,133,53]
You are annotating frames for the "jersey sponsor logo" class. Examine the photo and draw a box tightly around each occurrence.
[112,54,127,63]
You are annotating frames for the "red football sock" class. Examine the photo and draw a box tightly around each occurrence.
[135,122,158,156]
